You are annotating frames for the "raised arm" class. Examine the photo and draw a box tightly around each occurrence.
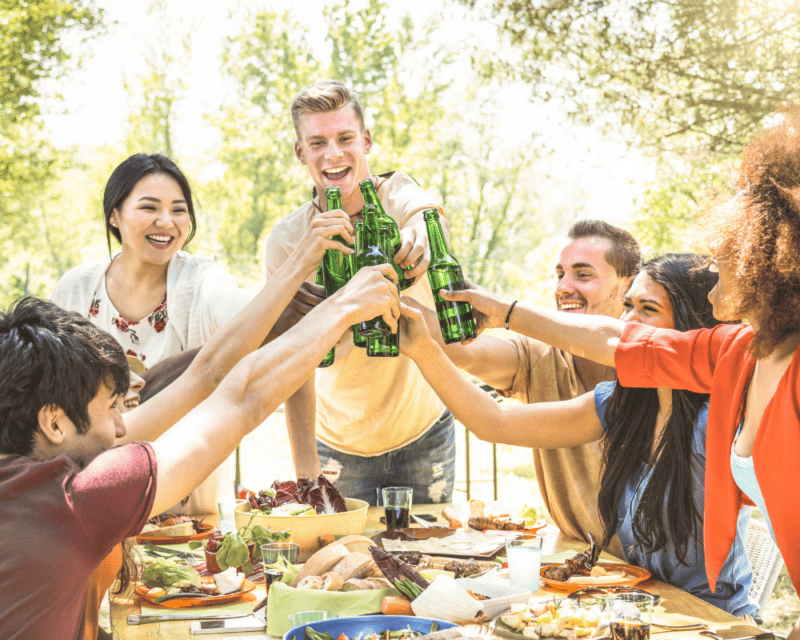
[441,281,624,368]
[399,304,603,449]
[402,297,520,392]
[149,265,399,514]
[121,208,355,443]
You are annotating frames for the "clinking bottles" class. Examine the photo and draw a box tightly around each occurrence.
[316,265,335,367]
[423,208,477,344]
[359,178,412,290]
[366,217,400,357]
[317,187,353,367]
[350,219,368,348]
[355,204,392,339]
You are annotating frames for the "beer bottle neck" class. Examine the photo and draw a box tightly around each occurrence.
[424,211,452,262]
[326,187,342,211]
[359,178,387,218]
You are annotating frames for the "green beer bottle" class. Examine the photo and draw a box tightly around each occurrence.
[423,208,477,344]
[366,218,400,357]
[316,266,335,367]
[359,178,412,290]
[322,187,352,297]
[355,205,391,338]
[350,219,367,348]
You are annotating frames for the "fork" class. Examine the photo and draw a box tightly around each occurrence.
[142,542,202,566]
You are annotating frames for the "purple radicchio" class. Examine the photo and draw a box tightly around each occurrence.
[305,473,347,514]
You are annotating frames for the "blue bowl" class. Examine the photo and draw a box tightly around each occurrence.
[283,614,457,640]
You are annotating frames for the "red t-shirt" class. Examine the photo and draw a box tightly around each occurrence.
[616,322,800,595]
[0,442,157,639]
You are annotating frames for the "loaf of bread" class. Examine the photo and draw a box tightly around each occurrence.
[331,552,375,581]
[290,544,350,587]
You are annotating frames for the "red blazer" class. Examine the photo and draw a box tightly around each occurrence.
[616,322,800,594]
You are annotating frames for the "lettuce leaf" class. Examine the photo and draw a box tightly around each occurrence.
[141,558,201,589]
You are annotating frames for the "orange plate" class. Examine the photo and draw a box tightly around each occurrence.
[135,579,256,608]
[523,519,547,533]
[136,522,216,545]
[539,562,651,593]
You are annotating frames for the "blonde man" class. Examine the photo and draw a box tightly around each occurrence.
[264,79,455,505]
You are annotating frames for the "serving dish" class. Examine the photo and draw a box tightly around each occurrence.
[374,528,509,559]
[283,614,457,640]
[235,497,369,562]
[135,578,256,608]
[453,578,532,618]
[539,562,651,593]
[136,522,216,545]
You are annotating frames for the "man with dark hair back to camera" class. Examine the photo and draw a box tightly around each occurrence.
[0,215,399,639]
[425,220,640,557]
[263,79,456,505]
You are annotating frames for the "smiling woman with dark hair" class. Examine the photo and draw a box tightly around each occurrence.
[50,153,254,516]
[398,253,756,616]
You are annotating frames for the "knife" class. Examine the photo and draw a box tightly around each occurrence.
[412,514,434,528]
[127,613,249,625]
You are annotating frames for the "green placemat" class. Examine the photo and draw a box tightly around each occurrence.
[266,581,399,636]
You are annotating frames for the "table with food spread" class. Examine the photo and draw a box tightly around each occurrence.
[109,499,765,640]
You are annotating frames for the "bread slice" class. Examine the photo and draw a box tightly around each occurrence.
[331,535,376,555]
[330,552,375,581]
[290,544,350,588]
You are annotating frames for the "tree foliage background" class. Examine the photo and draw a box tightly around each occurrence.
[2,0,798,304]
[460,0,800,251]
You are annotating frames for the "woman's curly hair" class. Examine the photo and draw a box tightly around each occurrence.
[696,107,800,358]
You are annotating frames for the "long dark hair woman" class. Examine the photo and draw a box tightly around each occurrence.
[399,253,757,617]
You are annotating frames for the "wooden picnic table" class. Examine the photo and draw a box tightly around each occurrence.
[109,504,756,639]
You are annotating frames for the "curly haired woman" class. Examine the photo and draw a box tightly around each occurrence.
[433,111,800,632]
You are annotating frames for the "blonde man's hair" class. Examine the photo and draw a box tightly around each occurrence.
[291,79,366,137]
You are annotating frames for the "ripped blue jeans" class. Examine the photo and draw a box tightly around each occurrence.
[317,410,455,507]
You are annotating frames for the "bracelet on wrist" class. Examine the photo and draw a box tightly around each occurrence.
[504,300,518,330]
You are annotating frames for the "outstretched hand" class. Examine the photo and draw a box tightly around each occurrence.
[398,301,435,358]
[292,208,354,275]
[394,224,430,287]
[439,279,514,332]
[337,264,400,332]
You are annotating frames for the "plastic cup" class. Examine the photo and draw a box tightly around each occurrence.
[607,593,656,640]
[381,486,413,529]
[261,542,300,566]
[289,611,339,627]
[505,534,542,592]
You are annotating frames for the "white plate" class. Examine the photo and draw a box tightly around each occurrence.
[455,577,532,618]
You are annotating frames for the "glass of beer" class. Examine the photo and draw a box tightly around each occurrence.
[381,486,413,528]
[607,593,656,640]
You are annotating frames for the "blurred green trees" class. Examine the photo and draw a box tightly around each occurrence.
[0,0,104,304]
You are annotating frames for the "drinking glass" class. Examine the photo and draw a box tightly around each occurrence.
[261,542,300,566]
[218,501,236,535]
[607,593,656,640]
[289,611,339,627]
[381,486,413,528]
[505,534,543,592]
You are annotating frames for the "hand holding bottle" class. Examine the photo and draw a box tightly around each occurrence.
[335,264,400,333]
[398,302,437,358]
[292,208,354,276]
[439,279,515,333]
[395,224,431,286]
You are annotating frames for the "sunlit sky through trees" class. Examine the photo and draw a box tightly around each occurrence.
[43,0,650,228]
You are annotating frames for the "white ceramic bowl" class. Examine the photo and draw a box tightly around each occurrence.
[234,498,369,562]
[455,577,532,618]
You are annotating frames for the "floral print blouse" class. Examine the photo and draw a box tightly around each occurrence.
[91,277,169,365]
